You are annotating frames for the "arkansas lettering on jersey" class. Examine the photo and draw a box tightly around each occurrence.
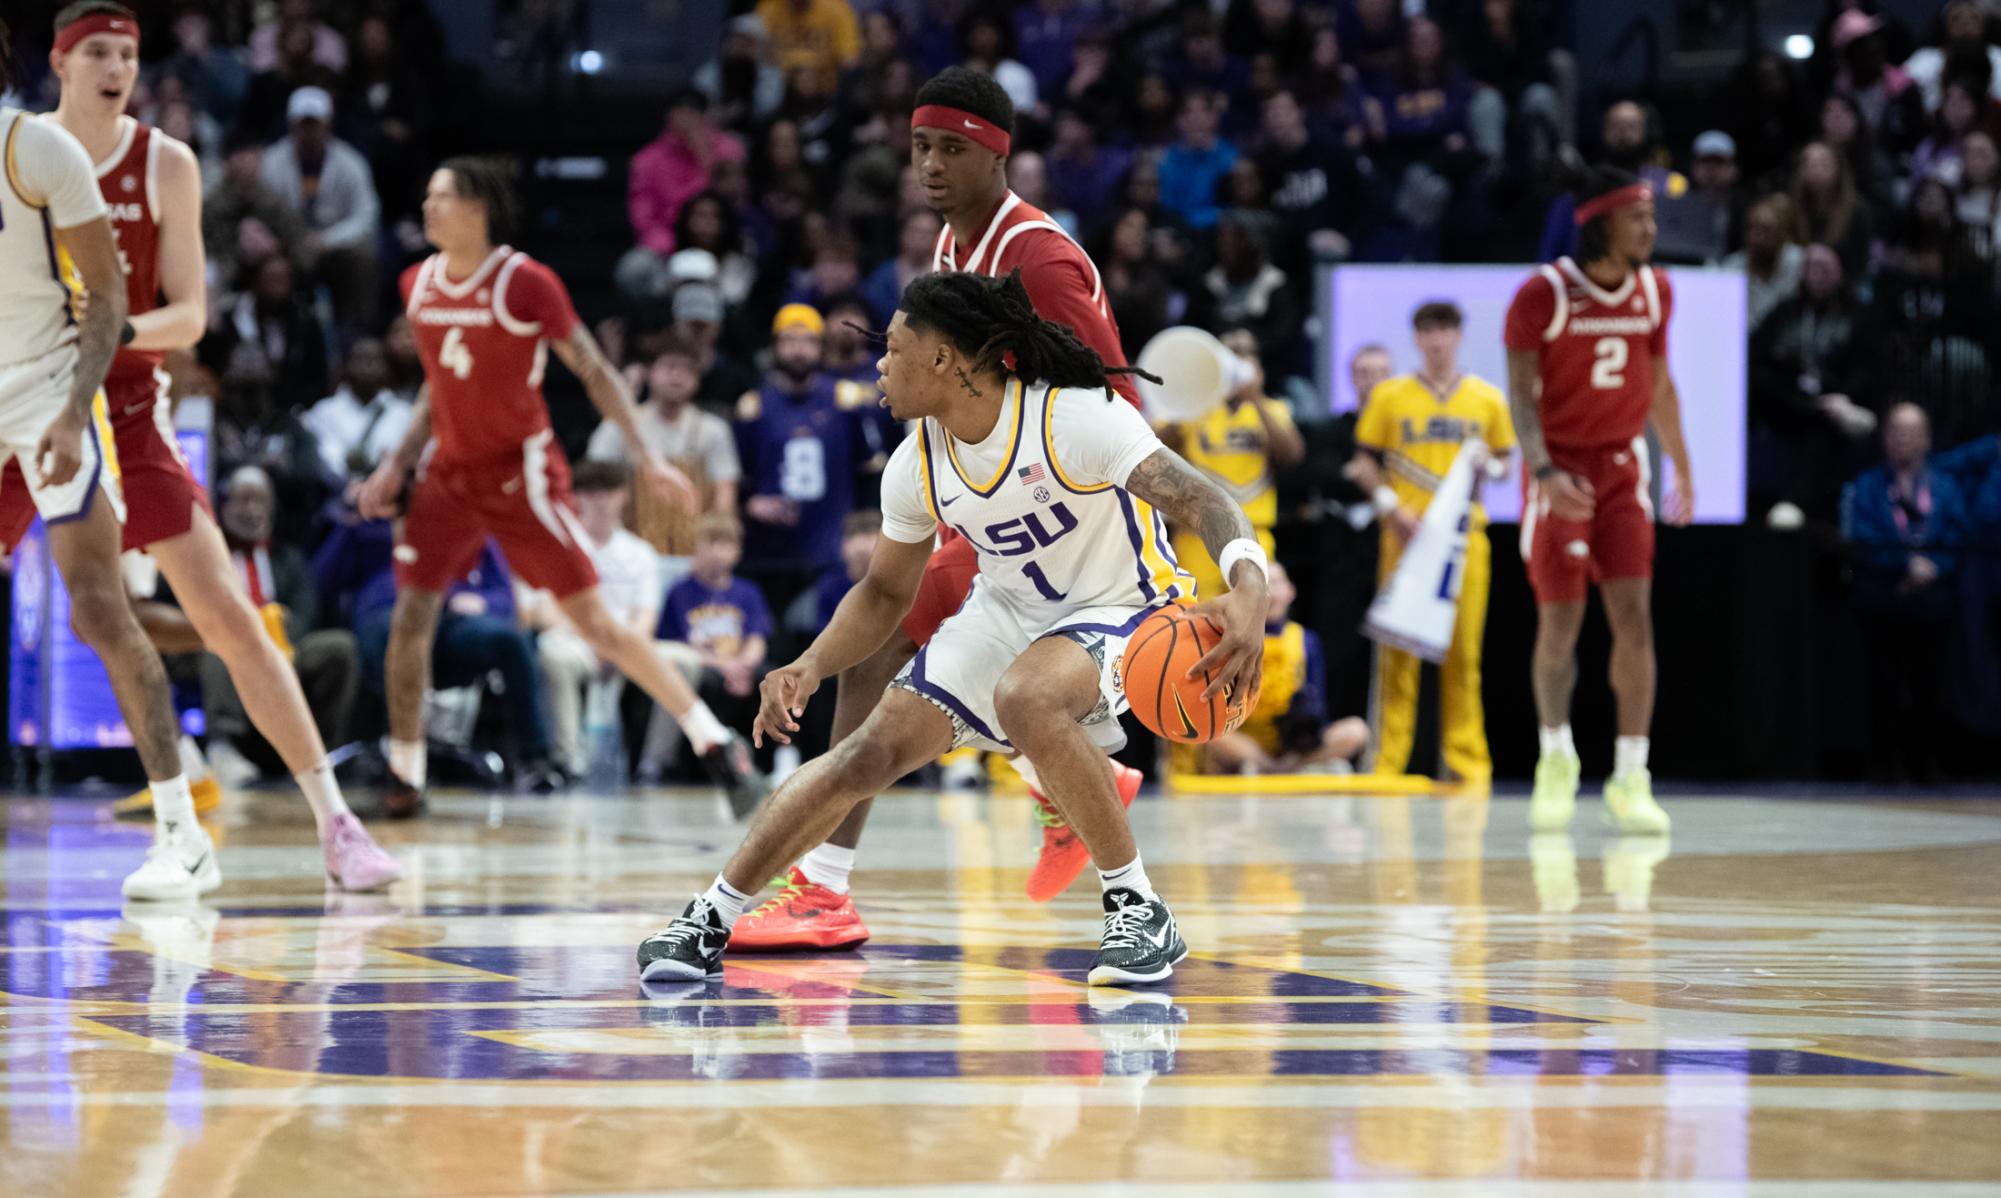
[96,117,164,388]
[401,247,582,463]
[932,191,1140,410]
[1503,256,1672,449]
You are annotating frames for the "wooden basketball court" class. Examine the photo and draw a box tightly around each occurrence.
[3,787,1997,1194]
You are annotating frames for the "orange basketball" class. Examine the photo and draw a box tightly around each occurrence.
[1118,605,1258,743]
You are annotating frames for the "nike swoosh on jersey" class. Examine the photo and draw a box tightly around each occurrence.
[940,494,959,506]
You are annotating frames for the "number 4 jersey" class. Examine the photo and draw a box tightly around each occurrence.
[1502,256,1672,450]
[879,378,1193,615]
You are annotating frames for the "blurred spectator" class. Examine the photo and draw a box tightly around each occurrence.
[212,255,332,412]
[1200,561,1370,775]
[192,465,359,778]
[1540,100,1684,261]
[1014,0,1093,98]
[1728,193,1808,329]
[1158,89,1238,232]
[1127,72,1184,149]
[1820,92,1896,212]
[383,314,425,400]
[673,283,761,413]
[1830,8,1925,151]
[1903,0,2001,112]
[757,0,862,82]
[677,192,760,309]
[1196,214,1302,370]
[1256,88,1366,263]
[203,134,310,286]
[303,337,412,481]
[1298,24,1368,145]
[212,338,333,544]
[1224,0,1312,74]
[339,15,432,231]
[1368,16,1480,253]
[1841,403,1970,783]
[1007,150,1074,237]
[588,336,742,547]
[696,14,786,129]
[521,462,664,781]
[958,9,1037,111]
[162,7,250,130]
[1045,109,1131,226]
[1459,0,1564,169]
[786,230,863,312]
[619,90,750,298]
[242,15,341,138]
[1956,129,2001,252]
[1656,130,1743,264]
[812,509,881,634]
[735,304,877,614]
[819,293,877,383]
[250,0,348,75]
[1730,50,1816,188]
[1910,77,1984,184]
[1339,0,1404,84]
[1171,10,1249,98]
[1749,244,1877,519]
[862,207,941,325]
[1790,140,1874,275]
[650,515,773,766]
[1872,178,1994,449]
[260,87,381,327]
[1098,207,1185,359]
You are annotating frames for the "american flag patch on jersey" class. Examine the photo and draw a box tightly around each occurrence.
[1017,463,1046,485]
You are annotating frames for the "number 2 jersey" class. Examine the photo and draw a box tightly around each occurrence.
[1502,256,1672,450]
[878,378,1191,614]
[401,246,581,465]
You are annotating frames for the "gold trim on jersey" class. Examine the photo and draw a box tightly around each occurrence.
[1040,386,1112,494]
[90,391,122,485]
[943,378,1024,496]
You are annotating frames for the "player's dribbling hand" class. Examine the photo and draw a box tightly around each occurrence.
[1188,578,1267,704]
[34,410,87,489]
[1543,471,1595,522]
[357,460,407,520]
[639,452,698,512]
[753,660,822,747]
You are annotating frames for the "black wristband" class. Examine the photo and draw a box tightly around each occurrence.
[119,321,136,345]
[1533,463,1561,480]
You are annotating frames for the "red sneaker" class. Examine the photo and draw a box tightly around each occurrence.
[1026,762,1143,902]
[728,867,872,951]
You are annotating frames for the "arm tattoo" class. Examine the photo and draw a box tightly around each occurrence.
[1506,349,1551,474]
[953,367,984,400]
[1125,448,1255,564]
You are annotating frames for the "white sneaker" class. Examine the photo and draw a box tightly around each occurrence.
[122,820,222,901]
[207,738,262,788]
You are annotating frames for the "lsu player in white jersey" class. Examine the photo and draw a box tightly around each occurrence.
[0,25,198,891]
[638,269,1271,987]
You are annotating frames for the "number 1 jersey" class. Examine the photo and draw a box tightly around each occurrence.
[1503,256,1672,451]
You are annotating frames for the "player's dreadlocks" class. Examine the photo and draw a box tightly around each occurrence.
[913,66,1015,138]
[1575,165,1640,265]
[900,269,1159,398]
[440,155,523,245]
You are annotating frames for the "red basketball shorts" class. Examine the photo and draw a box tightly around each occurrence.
[1519,437,1655,605]
[900,533,979,646]
[396,430,598,599]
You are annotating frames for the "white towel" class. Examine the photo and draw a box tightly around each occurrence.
[1362,441,1481,664]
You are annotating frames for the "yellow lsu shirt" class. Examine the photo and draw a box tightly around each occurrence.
[1355,374,1514,526]
[1171,397,1296,530]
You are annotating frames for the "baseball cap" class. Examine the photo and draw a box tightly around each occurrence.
[287,86,334,124]
[672,283,723,324]
[1831,10,1884,49]
[1692,130,1736,160]
[666,248,719,284]
[772,303,825,336]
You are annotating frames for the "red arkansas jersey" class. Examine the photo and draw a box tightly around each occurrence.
[401,246,581,464]
[1503,256,1672,449]
[932,190,1140,409]
[95,117,165,394]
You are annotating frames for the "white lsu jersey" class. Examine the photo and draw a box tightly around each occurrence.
[0,109,108,370]
[881,378,1192,615]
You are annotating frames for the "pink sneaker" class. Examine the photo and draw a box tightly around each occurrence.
[324,812,403,892]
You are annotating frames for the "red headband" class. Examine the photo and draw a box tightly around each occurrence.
[911,105,1011,157]
[55,13,141,57]
[1574,183,1650,226]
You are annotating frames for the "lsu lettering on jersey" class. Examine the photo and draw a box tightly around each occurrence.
[0,109,105,369]
[93,117,166,402]
[1503,256,1671,449]
[1355,373,1515,527]
[881,379,1188,613]
[402,246,581,464]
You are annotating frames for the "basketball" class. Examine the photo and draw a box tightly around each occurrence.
[1119,605,1257,743]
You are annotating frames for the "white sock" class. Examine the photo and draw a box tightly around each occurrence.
[387,738,426,790]
[1012,756,1042,793]
[1614,736,1650,776]
[1099,854,1156,900]
[1538,724,1575,758]
[178,735,210,783]
[150,775,195,830]
[699,875,752,927]
[798,843,855,894]
[294,758,353,836]
[678,701,731,755]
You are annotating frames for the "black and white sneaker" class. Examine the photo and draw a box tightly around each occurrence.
[636,897,730,981]
[699,731,766,820]
[1087,887,1188,986]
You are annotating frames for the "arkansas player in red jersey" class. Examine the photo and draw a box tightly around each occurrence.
[356,159,763,817]
[731,68,1168,952]
[0,2,402,895]
[1503,168,1693,837]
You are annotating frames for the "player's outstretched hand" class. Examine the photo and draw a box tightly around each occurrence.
[753,660,822,747]
[639,451,698,513]
[357,459,408,520]
[1188,581,1267,704]
[1544,471,1595,522]
[1662,480,1695,527]
[33,409,87,489]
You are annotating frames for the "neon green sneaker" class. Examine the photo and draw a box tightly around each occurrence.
[1528,751,1580,831]
[1603,768,1670,835]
